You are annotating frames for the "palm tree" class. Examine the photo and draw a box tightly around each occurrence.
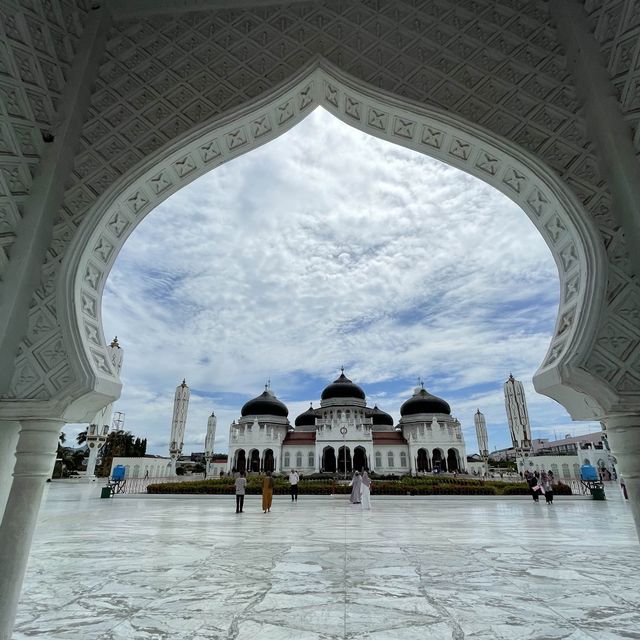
[76,431,87,446]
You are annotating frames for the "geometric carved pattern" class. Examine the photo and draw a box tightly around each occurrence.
[1,0,637,414]
[0,1,87,275]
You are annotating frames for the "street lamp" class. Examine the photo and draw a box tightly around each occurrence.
[340,426,348,480]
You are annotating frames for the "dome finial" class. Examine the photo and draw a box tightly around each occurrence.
[341,365,344,374]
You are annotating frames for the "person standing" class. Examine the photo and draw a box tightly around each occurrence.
[541,471,553,504]
[289,469,299,502]
[262,470,274,513]
[361,471,372,510]
[349,471,362,504]
[525,470,539,503]
[235,471,246,513]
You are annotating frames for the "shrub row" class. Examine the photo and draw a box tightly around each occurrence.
[147,478,573,496]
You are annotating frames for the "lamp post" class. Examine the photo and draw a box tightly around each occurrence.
[340,426,348,480]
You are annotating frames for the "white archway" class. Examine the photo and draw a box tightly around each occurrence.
[59,58,607,422]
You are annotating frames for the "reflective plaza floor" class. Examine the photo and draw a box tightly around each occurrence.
[13,482,640,640]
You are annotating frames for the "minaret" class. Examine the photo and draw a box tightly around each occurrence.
[204,411,216,477]
[474,409,489,474]
[169,379,190,475]
[503,374,532,453]
[85,337,124,479]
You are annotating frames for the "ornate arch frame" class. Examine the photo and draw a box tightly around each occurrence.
[58,57,609,422]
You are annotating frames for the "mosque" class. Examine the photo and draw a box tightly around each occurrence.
[227,370,466,476]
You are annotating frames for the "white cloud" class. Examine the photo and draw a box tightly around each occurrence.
[89,107,598,457]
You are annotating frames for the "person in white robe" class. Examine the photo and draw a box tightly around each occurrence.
[361,471,372,510]
[349,471,362,504]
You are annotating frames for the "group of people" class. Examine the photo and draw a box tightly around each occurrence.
[234,469,300,514]
[234,469,374,512]
[348,471,372,510]
[524,469,554,504]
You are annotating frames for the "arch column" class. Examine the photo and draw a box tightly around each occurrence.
[0,421,20,521]
[0,418,64,638]
[603,415,640,541]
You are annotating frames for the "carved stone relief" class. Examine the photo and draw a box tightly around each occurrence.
[0,0,637,419]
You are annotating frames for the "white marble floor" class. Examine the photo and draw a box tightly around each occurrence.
[13,482,640,640]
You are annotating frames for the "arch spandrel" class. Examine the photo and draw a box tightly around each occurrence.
[2,0,638,423]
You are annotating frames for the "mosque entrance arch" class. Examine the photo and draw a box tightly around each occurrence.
[447,449,460,473]
[234,449,246,474]
[417,448,430,473]
[322,447,336,473]
[432,449,446,473]
[353,447,368,472]
[248,449,260,474]
[337,446,352,475]
[263,449,275,474]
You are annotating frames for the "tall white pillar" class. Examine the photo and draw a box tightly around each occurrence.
[0,421,20,522]
[504,374,532,453]
[204,411,216,476]
[0,418,64,639]
[169,379,190,475]
[604,415,640,541]
[474,409,489,474]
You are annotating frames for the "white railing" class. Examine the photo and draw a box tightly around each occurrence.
[112,474,206,494]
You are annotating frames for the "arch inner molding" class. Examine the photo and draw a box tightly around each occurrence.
[48,58,606,421]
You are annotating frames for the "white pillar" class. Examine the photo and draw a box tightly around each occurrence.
[0,421,20,521]
[85,439,100,478]
[604,415,640,541]
[0,418,64,639]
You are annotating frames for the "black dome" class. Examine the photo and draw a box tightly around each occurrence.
[295,404,319,427]
[321,371,366,401]
[241,388,288,418]
[367,405,394,426]
[400,387,451,416]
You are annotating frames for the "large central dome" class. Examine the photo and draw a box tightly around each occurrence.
[400,387,451,416]
[321,370,366,401]
[241,387,289,418]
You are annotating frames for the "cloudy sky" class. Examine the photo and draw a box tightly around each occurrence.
[73,107,600,455]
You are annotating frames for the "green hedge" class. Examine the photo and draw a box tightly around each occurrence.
[147,477,573,496]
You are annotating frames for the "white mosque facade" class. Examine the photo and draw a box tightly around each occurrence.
[227,371,466,476]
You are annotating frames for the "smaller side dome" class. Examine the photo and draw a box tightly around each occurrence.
[241,386,289,418]
[295,403,319,427]
[366,405,394,426]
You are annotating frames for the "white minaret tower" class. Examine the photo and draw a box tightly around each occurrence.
[85,337,124,479]
[503,374,532,453]
[474,409,489,474]
[169,379,190,475]
[204,411,216,477]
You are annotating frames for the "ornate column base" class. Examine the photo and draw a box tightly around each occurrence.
[0,421,20,521]
[604,415,640,541]
[0,418,64,640]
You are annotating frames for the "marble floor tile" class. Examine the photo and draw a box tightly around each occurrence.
[11,482,640,639]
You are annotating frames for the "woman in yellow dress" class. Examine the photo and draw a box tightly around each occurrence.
[262,471,274,513]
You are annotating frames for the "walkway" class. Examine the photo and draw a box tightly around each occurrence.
[14,482,640,639]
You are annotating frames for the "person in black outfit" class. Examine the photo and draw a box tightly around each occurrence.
[235,472,246,513]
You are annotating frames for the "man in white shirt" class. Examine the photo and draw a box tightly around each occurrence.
[289,469,299,502]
